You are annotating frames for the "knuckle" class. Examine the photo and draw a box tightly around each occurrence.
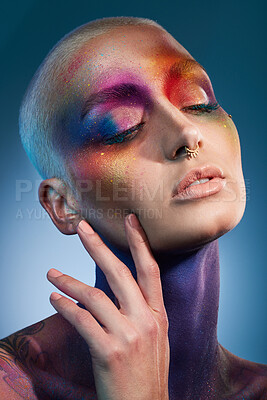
[116,263,132,278]
[74,310,89,326]
[144,318,158,336]
[131,233,149,249]
[84,288,105,301]
[146,261,160,277]
[92,236,104,248]
[124,330,141,347]
[135,235,148,246]
[58,274,72,289]
[55,296,68,309]
[104,343,124,364]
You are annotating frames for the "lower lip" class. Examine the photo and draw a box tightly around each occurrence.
[172,177,226,201]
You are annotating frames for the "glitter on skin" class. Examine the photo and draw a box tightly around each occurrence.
[52,26,242,244]
[20,25,262,399]
[66,63,237,194]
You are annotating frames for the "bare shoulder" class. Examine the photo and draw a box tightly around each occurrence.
[0,313,97,399]
[219,344,267,399]
[0,319,47,399]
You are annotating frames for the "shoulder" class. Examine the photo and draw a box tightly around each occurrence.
[0,320,46,399]
[0,314,96,399]
[219,344,267,399]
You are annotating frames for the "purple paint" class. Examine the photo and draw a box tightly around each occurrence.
[94,233,220,398]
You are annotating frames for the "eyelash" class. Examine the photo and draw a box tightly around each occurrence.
[103,122,145,145]
[103,102,220,145]
[182,102,220,113]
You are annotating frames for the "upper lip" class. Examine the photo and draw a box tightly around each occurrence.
[172,165,225,197]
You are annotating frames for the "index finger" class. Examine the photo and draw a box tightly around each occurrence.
[125,214,166,315]
[77,220,148,316]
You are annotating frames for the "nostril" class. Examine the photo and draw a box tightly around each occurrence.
[173,146,187,159]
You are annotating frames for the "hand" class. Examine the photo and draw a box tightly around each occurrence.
[47,214,170,400]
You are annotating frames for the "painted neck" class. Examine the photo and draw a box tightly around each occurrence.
[94,238,221,399]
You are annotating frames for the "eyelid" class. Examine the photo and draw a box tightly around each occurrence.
[81,83,151,120]
[103,122,145,145]
[182,102,220,112]
[101,100,219,145]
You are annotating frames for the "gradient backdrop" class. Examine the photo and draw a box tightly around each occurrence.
[0,0,266,364]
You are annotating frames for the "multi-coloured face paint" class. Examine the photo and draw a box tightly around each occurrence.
[64,51,238,158]
[61,60,216,153]
[63,50,236,176]
[74,83,151,147]
[51,26,245,253]
[164,59,212,104]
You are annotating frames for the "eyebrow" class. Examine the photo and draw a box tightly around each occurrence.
[162,58,208,82]
[81,59,207,119]
[81,83,149,119]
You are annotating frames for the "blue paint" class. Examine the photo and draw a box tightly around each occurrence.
[67,113,119,148]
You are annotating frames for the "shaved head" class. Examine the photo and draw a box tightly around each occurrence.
[25,16,245,254]
[19,17,164,187]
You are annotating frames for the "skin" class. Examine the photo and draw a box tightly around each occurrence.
[0,23,266,399]
[48,217,170,400]
[42,24,245,254]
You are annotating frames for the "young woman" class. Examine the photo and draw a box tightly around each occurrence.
[0,16,266,400]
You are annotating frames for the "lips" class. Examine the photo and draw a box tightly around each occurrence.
[172,165,225,200]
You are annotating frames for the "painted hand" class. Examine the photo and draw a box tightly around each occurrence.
[47,214,170,400]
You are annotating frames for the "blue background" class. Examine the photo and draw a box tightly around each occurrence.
[0,0,266,364]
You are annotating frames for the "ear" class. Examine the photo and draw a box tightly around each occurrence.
[38,178,82,235]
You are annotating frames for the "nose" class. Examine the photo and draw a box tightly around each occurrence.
[156,102,203,160]
[170,123,201,160]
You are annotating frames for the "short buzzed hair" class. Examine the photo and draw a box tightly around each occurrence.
[19,16,164,187]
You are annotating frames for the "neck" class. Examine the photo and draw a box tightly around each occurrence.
[94,237,221,399]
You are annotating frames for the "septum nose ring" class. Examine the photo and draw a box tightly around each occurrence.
[185,143,199,158]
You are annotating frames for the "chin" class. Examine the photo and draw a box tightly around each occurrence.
[97,189,246,257]
[145,197,247,256]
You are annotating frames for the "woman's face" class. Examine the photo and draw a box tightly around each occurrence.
[58,24,246,254]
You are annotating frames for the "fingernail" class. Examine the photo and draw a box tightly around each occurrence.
[50,292,62,301]
[78,220,94,235]
[48,268,63,278]
[127,214,139,229]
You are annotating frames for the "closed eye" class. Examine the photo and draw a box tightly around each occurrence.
[103,122,145,145]
[101,102,219,146]
[182,102,220,113]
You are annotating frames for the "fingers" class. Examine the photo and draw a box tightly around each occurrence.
[49,291,108,352]
[124,214,166,314]
[47,269,130,335]
[77,221,147,316]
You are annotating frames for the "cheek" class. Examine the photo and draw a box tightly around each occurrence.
[68,145,146,203]
[206,108,240,153]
